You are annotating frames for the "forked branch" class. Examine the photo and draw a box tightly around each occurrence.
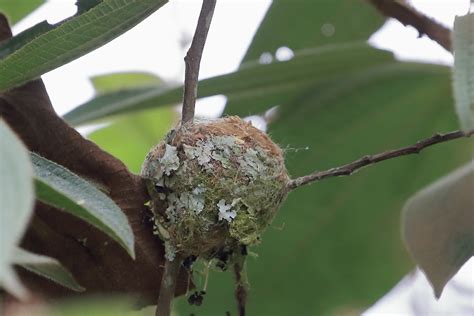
[181,0,217,124]
[288,129,473,190]
[368,0,452,52]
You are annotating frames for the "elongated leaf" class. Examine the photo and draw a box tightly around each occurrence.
[452,13,474,131]
[12,247,84,292]
[0,0,44,25]
[31,153,135,258]
[91,71,163,94]
[88,72,176,173]
[403,162,474,298]
[64,43,394,125]
[0,119,34,299]
[0,0,168,92]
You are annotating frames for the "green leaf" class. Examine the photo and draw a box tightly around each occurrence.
[0,0,44,25]
[12,247,84,292]
[88,72,177,173]
[242,0,385,61]
[91,71,163,94]
[0,0,168,92]
[402,162,474,298]
[452,13,474,131]
[225,0,386,119]
[177,64,471,315]
[51,297,134,316]
[64,43,394,126]
[90,107,176,174]
[0,119,34,299]
[31,153,135,258]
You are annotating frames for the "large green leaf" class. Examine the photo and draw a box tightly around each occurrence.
[0,0,168,92]
[0,119,34,299]
[89,107,176,174]
[64,43,394,125]
[12,247,84,292]
[87,72,176,173]
[31,153,135,258]
[403,162,474,298]
[225,0,386,117]
[242,0,385,61]
[0,0,44,25]
[176,65,471,315]
[91,71,163,94]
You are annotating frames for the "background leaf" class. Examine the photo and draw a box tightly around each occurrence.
[242,0,385,61]
[0,0,44,25]
[452,12,474,131]
[91,71,164,94]
[0,119,34,299]
[31,153,135,258]
[12,247,84,292]
[87,72,177,173]
[402,162,474,298]
[64,43,393,126]
[89,107,176,174]
[0,0,168,92]
[51,297,134,316]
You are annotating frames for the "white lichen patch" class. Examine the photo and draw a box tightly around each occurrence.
[164,241,176,261]
[160,144,180,177]
[179,191,205,215]
[217,199,237,222]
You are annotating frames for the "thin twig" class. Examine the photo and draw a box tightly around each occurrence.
[181,0,217,124]
[368,0,452,52]
[288,129,473,190]
[155,256,183,316]
[233,248,248,316]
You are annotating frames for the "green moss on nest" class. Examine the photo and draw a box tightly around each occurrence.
[141,116,289,261]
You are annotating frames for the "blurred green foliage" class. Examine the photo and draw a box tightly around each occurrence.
[0,0,44,25]
[88,72,177,174]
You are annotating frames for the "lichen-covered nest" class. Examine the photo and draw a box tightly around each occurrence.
[141,116,289,261]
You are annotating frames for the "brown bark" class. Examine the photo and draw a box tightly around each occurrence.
[368,0,452,52]
[0,13,188,308]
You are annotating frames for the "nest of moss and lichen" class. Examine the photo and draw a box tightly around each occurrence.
[141,116,289,264]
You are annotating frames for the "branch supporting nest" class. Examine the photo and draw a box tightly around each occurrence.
[288,129,473,190]
[368,0,452,52]
[155,1,217,315]
[181,0,217,125]
[155,257,184,316]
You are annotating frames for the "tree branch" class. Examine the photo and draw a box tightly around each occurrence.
[288,129,473,190]
[368,0,452,52]
[181,0,217,124]
[155,257,183,316]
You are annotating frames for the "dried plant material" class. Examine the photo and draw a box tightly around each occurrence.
[142,116,289,263]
